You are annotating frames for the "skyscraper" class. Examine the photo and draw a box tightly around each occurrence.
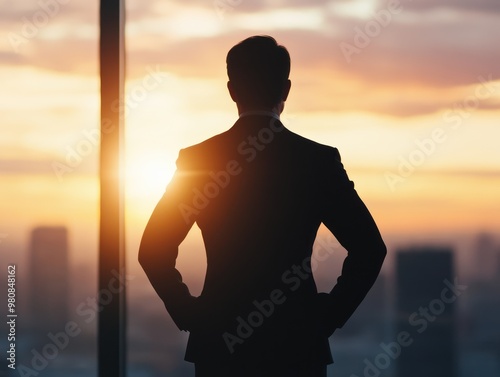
[29,226,69,336]
[396,247,456,377]
[473,233,500,281]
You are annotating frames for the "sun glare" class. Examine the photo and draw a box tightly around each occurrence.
[125,153,175,201]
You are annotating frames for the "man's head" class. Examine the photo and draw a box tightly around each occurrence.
[226,35,291,112]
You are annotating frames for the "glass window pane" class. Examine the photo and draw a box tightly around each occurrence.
[1,1,99,376]
[125,2,500,377]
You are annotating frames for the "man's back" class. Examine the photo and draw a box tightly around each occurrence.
[139,35,386,376]
[180,114,335,364]
[140,114,386,368]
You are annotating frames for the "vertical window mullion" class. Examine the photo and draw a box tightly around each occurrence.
[98,1,126,376]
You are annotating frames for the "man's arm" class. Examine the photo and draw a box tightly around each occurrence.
[138,150,198,331]
[320,148,387,334]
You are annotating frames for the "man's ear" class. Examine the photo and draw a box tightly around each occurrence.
[282,79,291,102]
[227,81,238,103]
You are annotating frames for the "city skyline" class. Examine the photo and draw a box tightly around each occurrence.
[6,224,499,376]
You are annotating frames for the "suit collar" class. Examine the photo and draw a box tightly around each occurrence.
[238,110,280,120]
[230,113,287,135]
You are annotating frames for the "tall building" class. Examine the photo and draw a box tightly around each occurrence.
[396,247,456,377]
[461,235,500,376]
[29,226,69,336]
[473,233,500,281]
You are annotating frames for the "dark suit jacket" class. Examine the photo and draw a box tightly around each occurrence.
[139,114,386,368]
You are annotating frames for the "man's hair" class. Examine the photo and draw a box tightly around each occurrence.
[226,35,290,108]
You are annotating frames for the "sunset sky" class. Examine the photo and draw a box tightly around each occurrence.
[1,0,499,268]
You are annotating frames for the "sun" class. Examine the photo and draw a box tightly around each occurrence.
[125,152,176,202]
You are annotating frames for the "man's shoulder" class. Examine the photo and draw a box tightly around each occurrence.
[176,122,342,167]
[181,131,228,153]
[284,128,341,160]
[176,129,233,168]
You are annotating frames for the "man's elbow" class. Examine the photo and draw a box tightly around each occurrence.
[138,249,147,270]
[138,239,154,270]
[375,239,387,264]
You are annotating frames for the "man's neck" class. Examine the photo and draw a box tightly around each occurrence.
[238,109,280,120]
[236,102,284,117]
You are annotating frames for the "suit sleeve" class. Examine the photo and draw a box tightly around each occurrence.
[138,149,199,331]
[320,147,386,331]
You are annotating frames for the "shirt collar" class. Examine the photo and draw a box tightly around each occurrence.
[238,110,280,120]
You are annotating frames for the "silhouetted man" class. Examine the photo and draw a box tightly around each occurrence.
[139,35,386,377]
